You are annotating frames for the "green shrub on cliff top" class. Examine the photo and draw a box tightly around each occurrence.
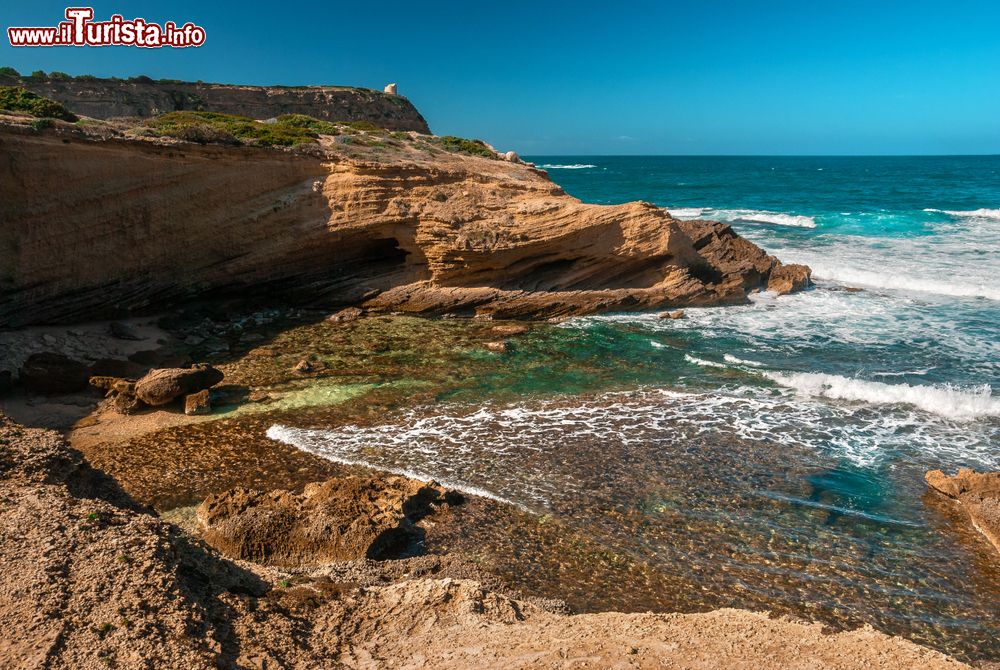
[0,86,77,121]
[277,114,389,135]
[435,135,496,159]
[144,112,396,147]
[0,66,19,77]
[144,111,317,146]
[276,113,342,135]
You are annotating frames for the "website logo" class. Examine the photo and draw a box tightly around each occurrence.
[8,7,206,48]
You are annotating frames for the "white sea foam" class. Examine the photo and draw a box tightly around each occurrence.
[668,207,817,228]
[724,353,765,367]
[538,163,597,169]
[800,260,1000,301]
[684,353,727,368]
[763,372,1000,421]
[574,288,1000,380]
[267,387,1000,506]
[925,208,1000,220]
[667,207,705,218]
[266,424,529,509]
[871,368,933,377]
[724,210,817,228]
[650,340,667,349]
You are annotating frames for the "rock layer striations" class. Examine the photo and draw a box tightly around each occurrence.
[0,121,809,326]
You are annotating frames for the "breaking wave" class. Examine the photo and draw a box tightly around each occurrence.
[538,163,597,169]
[267,386,1000,499]
[668,207,817,228]
[666,207,706,218]
[764,371,1000,421]
[723,353,765,367]
[684,353,727,368]
[925,208,1000,220]
[266,424,527,509]
[795,260,1000,301]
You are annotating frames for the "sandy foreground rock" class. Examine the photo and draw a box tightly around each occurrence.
[0,414,969,669]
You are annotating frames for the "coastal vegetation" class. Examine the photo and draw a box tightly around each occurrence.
[0,88,499,156]
[435,135,497,158]
[143,111,411,147]
[144,111,319,146]
[0,85,77,121]
[138,110,499,156]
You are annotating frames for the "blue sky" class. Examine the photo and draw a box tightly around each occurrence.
[3,1,1000,155]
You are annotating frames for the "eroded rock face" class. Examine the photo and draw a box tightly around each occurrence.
[0,123,810,326]
[197,476,462,566]
[134,364,224,406]
[926,469,1000,555]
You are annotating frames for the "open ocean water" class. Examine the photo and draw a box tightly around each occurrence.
[270,156,1000,660]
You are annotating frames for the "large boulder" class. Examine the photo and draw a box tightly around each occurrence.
[18,352,89,394]
[134,364,223,406]
[767,264,812,295]
[926,468,1000,556]
[197,475,463,566]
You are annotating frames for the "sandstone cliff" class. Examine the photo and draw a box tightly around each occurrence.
[0,116,809,327]
[0,74,431,132]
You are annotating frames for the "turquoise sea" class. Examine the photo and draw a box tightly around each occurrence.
[271,156,1000,660]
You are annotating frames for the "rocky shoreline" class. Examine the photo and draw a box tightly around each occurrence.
[1,84,988,668]
[0,413,973,669]
[1,306,997,667]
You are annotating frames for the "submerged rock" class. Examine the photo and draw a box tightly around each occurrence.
[328,306,364,323]
[134,364,224,406]
[658,310,686,320]
[926,468,1000,556]
[292,358,322,374]
[484,341,509,354]
[490,324,530,336]
[197,476,463,566]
